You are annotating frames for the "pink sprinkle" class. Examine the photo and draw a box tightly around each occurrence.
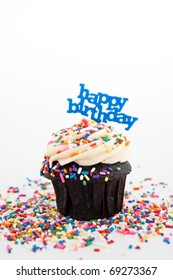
[48,140,56,145]
[127,230,137,235]
[6,244,12,253]
[150,194,159,198]
[55,244,66,249]
[60,173,65,183]
[99,172,106,175]
[26,238,34,241]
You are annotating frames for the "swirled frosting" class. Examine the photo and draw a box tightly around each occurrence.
[43,118,130,167]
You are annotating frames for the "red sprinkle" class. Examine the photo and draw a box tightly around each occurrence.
[107,240,114,244]
[94,248,100,252]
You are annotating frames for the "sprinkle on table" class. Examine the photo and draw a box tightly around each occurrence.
[0,176,173,255]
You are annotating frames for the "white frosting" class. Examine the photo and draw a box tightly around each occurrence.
[44,119,130,166]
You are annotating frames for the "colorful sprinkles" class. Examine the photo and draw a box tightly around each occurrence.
[0,176,173,256]
[40,118,129,183]
[41,161,121,184]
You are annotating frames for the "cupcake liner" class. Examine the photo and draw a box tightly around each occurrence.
[50,174,127,220]
[44,161,131,220]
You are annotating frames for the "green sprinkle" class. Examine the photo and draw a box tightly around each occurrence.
[67,235,74,239]
[169,215,173,220]
[155,225,163,230]
[86,240,93,246]
[116,166,121,171]
[116,137,123,142]
[6,201,12,204]
[83,180,87,186]
[102,135,110,142]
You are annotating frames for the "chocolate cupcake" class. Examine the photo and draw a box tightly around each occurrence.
[40,118,131,220]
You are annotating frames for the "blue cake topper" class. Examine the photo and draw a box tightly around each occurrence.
[67,83,138,130]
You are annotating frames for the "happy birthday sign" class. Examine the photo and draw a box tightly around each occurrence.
[67,83,138,130]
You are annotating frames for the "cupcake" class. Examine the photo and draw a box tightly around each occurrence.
[40,118,131,220]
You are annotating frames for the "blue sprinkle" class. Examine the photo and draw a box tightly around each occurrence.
[70,173,76,179]
[7,237,13,241]
[32,244,39,252]
[81,171,89,175]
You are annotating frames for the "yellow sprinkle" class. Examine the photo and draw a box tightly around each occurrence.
[44,237,51,241]
[102,133,110,137]
[105,177,109,182]
[84,174,90,181]
[101,245,107,249]
[106,147,113,153]
[14,218,19,224]
[38,191,48,197]
[73,241,80,247]
[57,226,63,231]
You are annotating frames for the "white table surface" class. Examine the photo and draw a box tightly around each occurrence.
[1,165,173,261]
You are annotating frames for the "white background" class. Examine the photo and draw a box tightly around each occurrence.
[0,0,173,273]
[0,0,173,188]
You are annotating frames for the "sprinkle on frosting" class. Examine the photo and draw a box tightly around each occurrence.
[40,118,130,183]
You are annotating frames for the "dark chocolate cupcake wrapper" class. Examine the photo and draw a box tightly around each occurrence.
[51,175,127,220]
[44,161,131,220]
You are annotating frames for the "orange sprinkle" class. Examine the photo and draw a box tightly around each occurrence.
[125,140,130,146]
[35,231,42,238]
[70,152,78,157]
[124,136,130,146]
[90,143,97,147]
[133,187,140,190]
[139,236,145,242]
[82,140,88,144]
